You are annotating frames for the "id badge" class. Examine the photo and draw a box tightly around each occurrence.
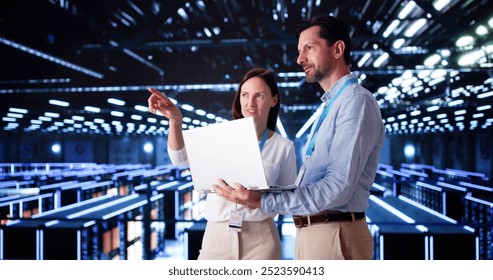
[228,209,244,232]
[294,165,306,187]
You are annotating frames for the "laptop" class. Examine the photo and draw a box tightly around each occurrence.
[182,117,297,193]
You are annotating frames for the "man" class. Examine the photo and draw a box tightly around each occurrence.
[214,14,385,260]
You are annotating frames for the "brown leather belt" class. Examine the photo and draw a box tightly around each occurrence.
[293,211,366,228]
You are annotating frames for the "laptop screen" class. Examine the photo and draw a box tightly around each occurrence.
[182,117,269,193]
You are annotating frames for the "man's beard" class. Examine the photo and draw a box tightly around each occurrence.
[305,69,323,83]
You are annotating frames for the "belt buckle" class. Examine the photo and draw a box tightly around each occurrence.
[293,216,302,228]
[293,215,310,228]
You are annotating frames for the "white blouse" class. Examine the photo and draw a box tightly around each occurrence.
[168,132,297,221]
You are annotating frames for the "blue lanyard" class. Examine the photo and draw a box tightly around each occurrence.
[259,128,269,151]
[305,78,358,157]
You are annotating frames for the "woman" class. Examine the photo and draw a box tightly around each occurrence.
[147,67,297,259]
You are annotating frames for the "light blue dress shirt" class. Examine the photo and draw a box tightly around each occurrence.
[262,73,385,215]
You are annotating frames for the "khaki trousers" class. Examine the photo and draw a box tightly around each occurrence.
[198,218,282,260]
[295,219,373,260]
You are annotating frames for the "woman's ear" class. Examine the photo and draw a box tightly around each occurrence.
[272,95,278,107]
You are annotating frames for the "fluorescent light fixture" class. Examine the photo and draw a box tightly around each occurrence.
[391,77,403,86]
[7,113,23,118]
[373,52,389,67]
[9,108,28,114]
[473,113,484,118]
[448,99,463,106]
[131,114,143,121]
[111,111,124,117]
[195,109,206,116]
[383,20,400,38]
[398,1,416,19]
[458,50,485,66]
[456,36,475,48]
[427,106,440,112]
[475,25,488,36]
[477,91,493,99]
[429,77,445,86]
[107,98,126,106]
[49,99,69,107]
[424,54,441,67]
[392,38,406,49]
[177,8,188,20]
[357,52,371,68]
[203,27,212,37]
[401,76,417,88]
[410,110,421,116]
[404,18,427,37]
[477,105,491,111]
[84,106,101,113]
[181,104,194,111]
[454,109,467,115]
[2,117,16,122]
[431,69,447,79]
[433,0,451,11]
[134,105,148,112]
[45,112,60,118]
[0,36,103,79]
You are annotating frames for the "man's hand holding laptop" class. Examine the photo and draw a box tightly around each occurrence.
[213,178,261,210]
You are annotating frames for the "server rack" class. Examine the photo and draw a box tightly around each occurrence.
[381,195,477,260]
[367,196,428,260]
[0,193,166,260]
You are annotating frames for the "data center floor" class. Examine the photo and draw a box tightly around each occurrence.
[155,225,296,260]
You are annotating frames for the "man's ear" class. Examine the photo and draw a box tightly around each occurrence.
[334,40,345,60]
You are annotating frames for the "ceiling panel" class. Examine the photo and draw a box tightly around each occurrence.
[1,0,492,138]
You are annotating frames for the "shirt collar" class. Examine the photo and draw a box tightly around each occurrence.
[321,73,358,103]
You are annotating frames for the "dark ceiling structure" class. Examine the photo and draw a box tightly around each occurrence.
[1,0,492,138]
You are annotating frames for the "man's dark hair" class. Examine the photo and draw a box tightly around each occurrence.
[295,14,352,65]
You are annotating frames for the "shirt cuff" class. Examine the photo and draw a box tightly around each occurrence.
[167,146,188,166]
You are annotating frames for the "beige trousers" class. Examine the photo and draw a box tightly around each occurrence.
[295,219,373,260]
[197,218,282,260]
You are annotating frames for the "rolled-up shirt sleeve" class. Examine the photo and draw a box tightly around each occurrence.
[167,145,189,166]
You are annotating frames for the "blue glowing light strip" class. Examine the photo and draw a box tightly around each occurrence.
[398,195,458,224]
[32,194,112,218]
[67,194,139,219]
[369,195,416,224]
[0,36,103,79]
[102,200,147,220]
